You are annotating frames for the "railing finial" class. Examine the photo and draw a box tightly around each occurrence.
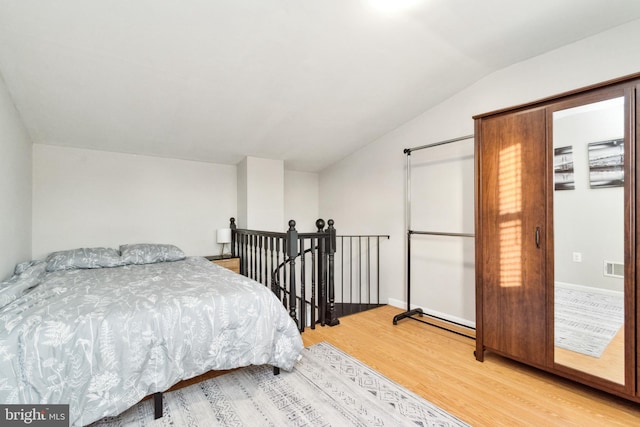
[315,218,325,231]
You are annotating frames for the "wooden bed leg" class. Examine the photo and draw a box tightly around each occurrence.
[154,392,163,419]
[273,367,280,375]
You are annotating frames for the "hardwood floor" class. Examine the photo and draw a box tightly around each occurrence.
[302,305,640,426]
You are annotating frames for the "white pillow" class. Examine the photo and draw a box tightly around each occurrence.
[46,247,123,272]
[119,243,186,265]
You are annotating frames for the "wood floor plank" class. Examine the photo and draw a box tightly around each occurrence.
[301,305,640,426]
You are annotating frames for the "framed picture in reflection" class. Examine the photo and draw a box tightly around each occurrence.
[588,138,624,189]
[554,146,574,190]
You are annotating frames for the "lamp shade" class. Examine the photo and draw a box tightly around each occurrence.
[216,228,231,244]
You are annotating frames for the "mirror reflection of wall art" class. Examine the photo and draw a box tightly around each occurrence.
[554,146,575,190]
[588,138,624,189]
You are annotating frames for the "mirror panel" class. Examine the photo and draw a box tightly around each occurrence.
[553,96,625,384]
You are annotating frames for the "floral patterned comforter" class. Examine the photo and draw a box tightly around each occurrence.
[0,257,304,426]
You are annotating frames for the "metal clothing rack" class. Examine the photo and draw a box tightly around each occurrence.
[392,134,476,339]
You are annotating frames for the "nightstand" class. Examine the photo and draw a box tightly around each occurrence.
[205,255,240,274]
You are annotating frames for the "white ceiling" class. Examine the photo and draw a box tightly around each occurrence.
[2,1,640,172]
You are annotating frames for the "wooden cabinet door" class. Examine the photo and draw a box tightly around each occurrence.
[476,107,548,367]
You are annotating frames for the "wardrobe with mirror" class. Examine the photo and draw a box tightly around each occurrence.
[474,72,638,401]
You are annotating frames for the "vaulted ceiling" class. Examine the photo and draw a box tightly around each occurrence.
[2,0,640,172]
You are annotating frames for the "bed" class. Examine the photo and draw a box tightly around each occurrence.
[0,244,304,426]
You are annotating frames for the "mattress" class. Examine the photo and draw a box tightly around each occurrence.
[0,256,303,426]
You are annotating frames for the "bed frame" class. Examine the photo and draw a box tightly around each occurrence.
[151,218,338,419]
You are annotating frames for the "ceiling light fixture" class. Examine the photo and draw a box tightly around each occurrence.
[368,0,422,13]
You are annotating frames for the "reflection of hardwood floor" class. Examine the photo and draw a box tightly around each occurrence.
[555,325,625,384]
[303,306,640,426]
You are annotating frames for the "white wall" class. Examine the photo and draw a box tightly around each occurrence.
[32,147,315,262]
[319,19,640,326]
[237,156,284,231]
[237,159,317,232]
[284,170,319,232]
[32,145,236,259]
[0,73,32,280]
[237,157,248,228]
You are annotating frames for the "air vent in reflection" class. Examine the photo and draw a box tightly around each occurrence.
[603,261,624,278]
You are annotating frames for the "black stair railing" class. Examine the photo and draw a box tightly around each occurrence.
[230,218,339,332]
[334,234,390,317]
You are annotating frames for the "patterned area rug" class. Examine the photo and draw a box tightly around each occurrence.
[92,342,468,426]
[555,285,624,358]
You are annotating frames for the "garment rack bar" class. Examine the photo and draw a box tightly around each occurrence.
[410,230,474,238]
[403,134,474,154]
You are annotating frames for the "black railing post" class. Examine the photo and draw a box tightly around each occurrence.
[286,220,299,324]
[258,236,263,284]
[299,238,306,332]
[230,217,237,258]
[252,235,257,280]
[237,232,242,275]
[316,219,326,326]
[272,238,281,300]
[310,238,317,329]
[326,219,339,326]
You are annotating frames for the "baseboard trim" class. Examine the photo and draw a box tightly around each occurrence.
[555,281,623,297]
